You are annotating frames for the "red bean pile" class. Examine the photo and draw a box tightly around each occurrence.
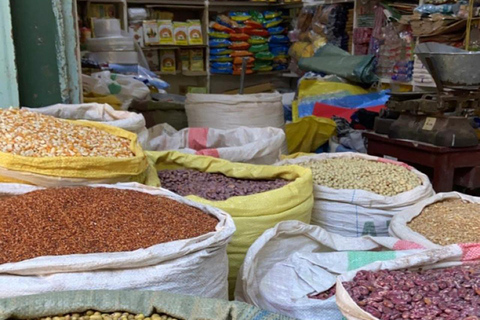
[157,169,289,201]
[308,286,336,300]
[343,265,480,320]
[0,187,218,264]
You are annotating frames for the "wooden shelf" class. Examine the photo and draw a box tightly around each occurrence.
[127,0,205,8]
[209,1,303,7]
[142,44,207,50]
[183,70,208,76]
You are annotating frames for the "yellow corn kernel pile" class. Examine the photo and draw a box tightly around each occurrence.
[0,109,134,158]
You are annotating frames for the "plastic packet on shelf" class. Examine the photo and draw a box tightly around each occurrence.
[211,62,233,69]
[269,35,289,44]
[108,64,170,90]
[268,26,285,35]
[230,33,250,41]
[229,11,252,22]
[209,30,231,39]
[209,39,232,48]
[248,36,267,45]
[264,17,283,29]
[209,21,235,34]
[209,55,233,62]
[264,10,282,20]
[216,15,239,29]
[210,48,233,55]
[229,41,250,50]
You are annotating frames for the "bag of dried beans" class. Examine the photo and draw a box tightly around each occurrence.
[336,244,480,320]
[276,153,434,237]
[235,220,424,320]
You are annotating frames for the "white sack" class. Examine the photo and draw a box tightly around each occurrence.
[336,244,480,320]
[25,103,149,148]
[389,192,480,248]
[0,182,235,300]
[276,153,434,237]
[185,93,285,130]
[235,220,424,320]
[147,124,286,165]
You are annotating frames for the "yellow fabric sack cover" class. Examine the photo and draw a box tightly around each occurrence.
[0,120,150,186]
[147,150,314,298]
[286,116,336,154]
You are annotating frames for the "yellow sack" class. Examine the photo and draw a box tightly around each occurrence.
[147,150,314,299]
[286,116,336,154]
[0,120,156,187]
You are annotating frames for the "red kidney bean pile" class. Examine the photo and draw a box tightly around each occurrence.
[0,187,218,264]
[343,265,480,320]
[157,169,289,201]
[308,286,336,300]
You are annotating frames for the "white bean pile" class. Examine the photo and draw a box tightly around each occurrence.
[297,158,421,196]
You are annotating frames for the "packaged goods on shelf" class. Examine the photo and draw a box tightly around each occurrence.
[143,20,159,45]
[236,220,424,320]
[160,50,176,74]
[0,183,235,299]
[148,151,314,298]
[145,50,160,71]
[187,20,204,45]
[173,22,188,45]
[158,20,174,45]
[128,22,144,47]
[276,153,434,237]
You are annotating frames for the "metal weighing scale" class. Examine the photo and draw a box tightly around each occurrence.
[374,43,480,147]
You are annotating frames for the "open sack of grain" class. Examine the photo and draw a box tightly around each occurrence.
[276,153,434,237]
[24,103,149,148]
[336,244,480,320]
[148,150,314,298]
[0,109,158,187]
[0,183,235,299]
[389,192,480,248]
[235,220,424,320]
[0,290,294,320]
[147,124,285,165]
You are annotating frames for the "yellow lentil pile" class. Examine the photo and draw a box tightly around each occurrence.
[0,109,134,158]
[408,199,480,245]
[30,311,179,320]
[297,158,421,196]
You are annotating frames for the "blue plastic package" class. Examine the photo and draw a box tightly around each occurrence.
[211,62,233,69]
[263,17,282,28]
[269,35,289,44]
[210,68,233,74]
[267,26,285,35]
[209,55,233,62]
[210,48,233,55]
[229,11,251,22]
[270,46,289,56]
[109,64,170,90]
[209,39,232,48]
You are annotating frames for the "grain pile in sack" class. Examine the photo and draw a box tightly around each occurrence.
[185,93,285,130]
[389,192,480,248]
[148,150,314,298]
[25,103,149,148]
[0,182,235,299]
[235,220,424,320]
[276,153,434,237]
[0,290,294,320]
[147,123,286,165]
[336,244,480,320]
[0,109,158,187]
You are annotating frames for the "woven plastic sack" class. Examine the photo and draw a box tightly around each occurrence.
[0,290,294,320]
[148,151,314,298]
[185,93,285,130]
[147,124,285,165]
[276,153,434,237]
[25,103,149,148]
[0,120,157,187]
[336,244,480,320]
[389,192,480,248]
[235,220,424,320]
[0,182,235,300]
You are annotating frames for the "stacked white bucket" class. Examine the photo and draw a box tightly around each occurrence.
[87,19,138,65]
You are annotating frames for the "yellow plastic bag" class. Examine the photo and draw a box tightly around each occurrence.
[147,150,314,298]
[0,120,155,187]
[286,116,336,154]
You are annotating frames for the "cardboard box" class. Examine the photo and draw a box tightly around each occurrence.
[158,20,174,45]
[129,22,144,47]
[143,20,159,45]
[160,49,176,74]
[189,49,204,72]
[180,49,190,72]
[173,22,188,46]
[145,50,160,71]
[187,19,204,45]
